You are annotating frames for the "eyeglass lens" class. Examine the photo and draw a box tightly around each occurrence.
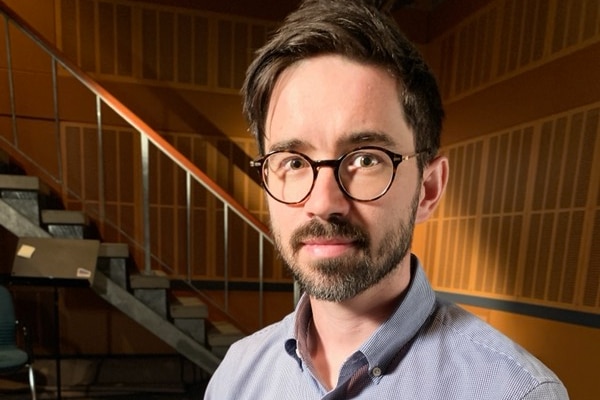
[262,148,396,203]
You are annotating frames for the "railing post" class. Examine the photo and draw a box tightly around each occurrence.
[96,96,105,223]
[186,171,192,282]
[140,134,151,275]
[3,15,17,145]
[223,203,229,311]
[51,58,63,187]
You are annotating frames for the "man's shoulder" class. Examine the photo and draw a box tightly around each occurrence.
[431,301,531,357]
[427,301,565,392]
[224,311,294,358]
[204,312,300,399]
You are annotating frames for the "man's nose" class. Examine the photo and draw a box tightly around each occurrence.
[302,167,351,219]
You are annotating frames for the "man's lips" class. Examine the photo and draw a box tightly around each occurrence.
[289,218,370,256]
[299,238,357,258]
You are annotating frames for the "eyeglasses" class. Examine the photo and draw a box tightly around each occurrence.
[250,146,428,204]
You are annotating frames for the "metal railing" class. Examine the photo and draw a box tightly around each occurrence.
[0,0,281,331]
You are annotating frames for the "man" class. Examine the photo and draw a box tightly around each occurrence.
[205,0,568,398]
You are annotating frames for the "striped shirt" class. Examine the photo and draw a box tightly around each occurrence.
[205,255,568,399]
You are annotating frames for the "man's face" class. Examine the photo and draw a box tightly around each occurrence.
[263,55,423,302]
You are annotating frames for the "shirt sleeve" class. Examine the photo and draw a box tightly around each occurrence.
[203,365,223,399]
[203,348,238,400]
[520,381,569,400]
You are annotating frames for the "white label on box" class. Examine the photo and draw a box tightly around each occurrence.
[77,268,92,278]
[17,244,36,259]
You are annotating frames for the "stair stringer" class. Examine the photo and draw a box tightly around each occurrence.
[0,196,221,375]
[91,271,221,374]
[0,199,50,238]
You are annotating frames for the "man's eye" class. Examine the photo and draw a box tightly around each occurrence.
[281,156,308,171]
[349,153,380,168]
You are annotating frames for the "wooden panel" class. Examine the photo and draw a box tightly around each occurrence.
[57,0,275,92]
[416,104,600,312]
[435,0,600,102]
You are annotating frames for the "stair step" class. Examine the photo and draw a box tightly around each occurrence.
[134,288,168,318]
[97,243,130,289]
[170,296,208,319]
[131,271,170,318]
[98,242,129,258]
[208,321,244,358]
[0,174,41,225]
[170,296,209,344]
[208,321,244,347]
[174,318,206,344]
[130,270,170,289]
[0,174,39,191]
[41,209,88,225]
[41,209,89,239]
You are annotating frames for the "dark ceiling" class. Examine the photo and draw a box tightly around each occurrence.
[132,0,445,22]
[130,0,483,44]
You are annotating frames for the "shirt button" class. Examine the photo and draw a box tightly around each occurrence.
[372,367,382,377]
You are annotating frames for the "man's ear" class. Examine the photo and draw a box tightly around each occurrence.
[415,155,449,223]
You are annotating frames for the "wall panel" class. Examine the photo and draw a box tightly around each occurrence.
[437,0,600,102]
[415,104,600,312]
[57,0,276,93]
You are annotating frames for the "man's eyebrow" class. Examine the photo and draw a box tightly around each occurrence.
[341,131,397,147]
[266,131,397,153]
[267,139,310,153]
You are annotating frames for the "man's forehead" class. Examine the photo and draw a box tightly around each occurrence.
[264,131,399,154]
[263,55,412,153]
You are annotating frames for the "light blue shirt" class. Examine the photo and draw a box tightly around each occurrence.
[205,255,568,399]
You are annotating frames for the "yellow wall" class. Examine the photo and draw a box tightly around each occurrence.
[2,1,599,398]
[413,1,600,398]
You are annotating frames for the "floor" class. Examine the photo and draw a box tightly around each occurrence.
[0,390,205,400]
[2,389,206,399]
[1,356,209,400]
[0,382,207,399]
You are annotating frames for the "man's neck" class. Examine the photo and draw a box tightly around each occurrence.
[306,258,412,390]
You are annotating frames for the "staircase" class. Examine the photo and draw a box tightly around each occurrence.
[0,168,245,375]
[0,0,282,382]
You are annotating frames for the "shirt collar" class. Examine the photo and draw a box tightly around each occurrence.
[360,255,436,370]
[285,254,436,373]
[284,290,312,365]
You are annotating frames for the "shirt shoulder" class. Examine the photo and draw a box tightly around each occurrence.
[427,300,568,399]
[204,312,298,399]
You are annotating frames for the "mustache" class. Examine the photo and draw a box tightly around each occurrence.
[289,217,370,254]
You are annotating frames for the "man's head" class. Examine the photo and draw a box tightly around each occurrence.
[243,0,444,171]
[244,0,448,302]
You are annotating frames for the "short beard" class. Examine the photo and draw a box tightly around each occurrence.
[275,191,420,302]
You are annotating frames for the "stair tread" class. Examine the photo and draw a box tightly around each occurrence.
[209,321,243,336]
[98,242,129,258]
[208,321,244,347]
[41,209,88,224]
[130,270,170,289]
[170,295,208,319]
[0,174,39,190]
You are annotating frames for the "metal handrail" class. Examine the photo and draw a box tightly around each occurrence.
[0,0,275,329]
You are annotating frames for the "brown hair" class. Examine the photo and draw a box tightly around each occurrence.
[242,0,443,170]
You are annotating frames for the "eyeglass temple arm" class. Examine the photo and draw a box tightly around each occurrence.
[393,149,431,163]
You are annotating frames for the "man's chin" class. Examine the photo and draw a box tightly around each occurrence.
[297,276,367,302]
[295,244,365,266]
[296,254,363,276]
